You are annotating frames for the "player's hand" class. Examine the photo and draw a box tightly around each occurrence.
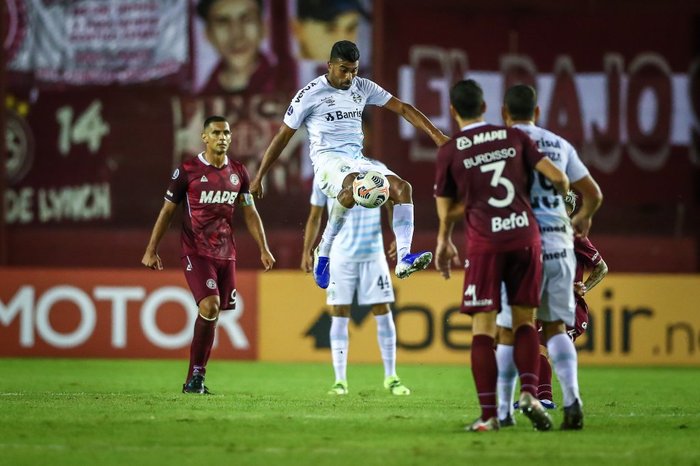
[260,249,275,271]
[141,249,163,270]
[250,177,264,199]
[387,240,397,261]
[574,281,587,297]
[571,213,592,238]
[300,251,313,273]
[435,240,460,279]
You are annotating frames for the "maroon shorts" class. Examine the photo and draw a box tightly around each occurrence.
[461,244,542,315]
[566,298,590,341]
[181,255,237,310]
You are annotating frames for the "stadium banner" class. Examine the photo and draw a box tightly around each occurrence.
[6,0,188,85]
[0,268,258,359]
[259,272,700,366]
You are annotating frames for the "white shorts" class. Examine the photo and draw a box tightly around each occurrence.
[314,155,397,199]
[326,256,395,306]
[496,247,576,328]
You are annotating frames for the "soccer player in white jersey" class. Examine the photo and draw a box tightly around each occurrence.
[250,40,450,289]
[301,163,410,396]
[494,85,603,430]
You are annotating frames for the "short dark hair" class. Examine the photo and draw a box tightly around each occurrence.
[196,0,263,20]
[449,79,484,119]
[297,0,366,22]
[203,115,228,130]
[504,84,537,120]
[330,40,360,62]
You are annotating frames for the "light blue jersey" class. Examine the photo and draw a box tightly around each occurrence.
[311,179,385,263]
[514,123,590,250]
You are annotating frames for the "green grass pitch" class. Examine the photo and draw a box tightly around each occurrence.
[0,359,698,466]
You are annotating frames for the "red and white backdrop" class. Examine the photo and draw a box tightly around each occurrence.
[2,0,699,270]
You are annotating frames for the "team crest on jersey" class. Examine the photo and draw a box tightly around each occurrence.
[351,91,362,104]
[230,174,239,185]
[172,168,180,179]
[206,279,216,290]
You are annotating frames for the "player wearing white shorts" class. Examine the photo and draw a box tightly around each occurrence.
[495,85,603,430]
[301,167,410,396]
[250,40,449,290]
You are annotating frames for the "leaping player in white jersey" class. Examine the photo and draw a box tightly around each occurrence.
[250,40,450,289]
[494,85,603,430]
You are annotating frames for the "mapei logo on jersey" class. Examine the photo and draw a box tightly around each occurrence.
[456,129,508,151]
[199,190,239,204]
[351,91,362,104]
[230,174,239,185]
[491,210,529,232]
[324,108,362,122]
[463,284,493,307]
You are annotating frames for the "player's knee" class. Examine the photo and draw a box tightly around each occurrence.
[542,321,566,342]
[199,296,220,320]
[496,326,514,345]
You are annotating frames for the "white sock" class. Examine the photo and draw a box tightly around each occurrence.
[330,316,349,382]
[375,313,397,378]
[547,333,581,407]
[318,200,349,257]
[392,204,414,260]
[496,344,518,420]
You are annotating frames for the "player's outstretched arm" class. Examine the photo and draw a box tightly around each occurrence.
[301,205,324,272]
[571,175,603,238]
[535,157,569,196]
[383,97,450,147]
[250,124,297,199]
[585,258,608,293]
[240,200,275,271]
[141,200,177,270]
[434,196,462,279]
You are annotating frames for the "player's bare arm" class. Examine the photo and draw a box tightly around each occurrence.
[534,157,569,195]
[301,205,324,272]
[580,258,608,296]
[239,198,276,271]
[250,124,297,198]
[383,97,450,147]
[571,175,604,238]
[141,200,177,270]
[434,196,462,279]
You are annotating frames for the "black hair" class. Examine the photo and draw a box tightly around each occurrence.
[196,0,263,20]
[329,40,360,62]
[203,115,228,130]
[449,79,484,119]
[504,84,537,120]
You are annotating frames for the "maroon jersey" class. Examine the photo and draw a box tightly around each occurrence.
[573,235,603,304]
[434,122,545,253]
[165,153,250,260]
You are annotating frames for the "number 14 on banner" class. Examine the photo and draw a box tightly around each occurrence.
[56,100,111,156]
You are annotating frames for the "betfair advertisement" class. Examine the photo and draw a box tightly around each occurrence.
[259,272,700,366]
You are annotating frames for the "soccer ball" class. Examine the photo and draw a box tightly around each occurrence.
[352,171,390,208]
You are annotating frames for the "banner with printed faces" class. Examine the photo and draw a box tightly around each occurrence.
[0,269,258,359]
[259,271,700,366]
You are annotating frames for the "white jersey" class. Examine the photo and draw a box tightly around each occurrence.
[514,123,590,250]
[311,180,385,263]
[284,75,392,166]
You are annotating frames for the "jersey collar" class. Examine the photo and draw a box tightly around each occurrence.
[198,152,229,166]
[460,121,489,131]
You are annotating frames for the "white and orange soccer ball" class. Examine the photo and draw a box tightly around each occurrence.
[352,171,390,208]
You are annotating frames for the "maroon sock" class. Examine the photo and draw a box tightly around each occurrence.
[537,353,553,401]
[470,335,498,421]
[513,325,540,397]
[186,315,217,382]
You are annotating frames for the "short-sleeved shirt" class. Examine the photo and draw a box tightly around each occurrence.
[310,176,385,263]
[434,122,545,253]
[283,75,392,165]
[166,153,250,260]
[514,123,590,251]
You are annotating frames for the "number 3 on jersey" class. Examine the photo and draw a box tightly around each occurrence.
[481,161,515,208]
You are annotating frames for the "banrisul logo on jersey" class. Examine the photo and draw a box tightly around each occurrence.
[324,108,362,122]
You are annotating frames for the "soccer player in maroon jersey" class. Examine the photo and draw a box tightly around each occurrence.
[434,80,569,432]
[142,115,275,394]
